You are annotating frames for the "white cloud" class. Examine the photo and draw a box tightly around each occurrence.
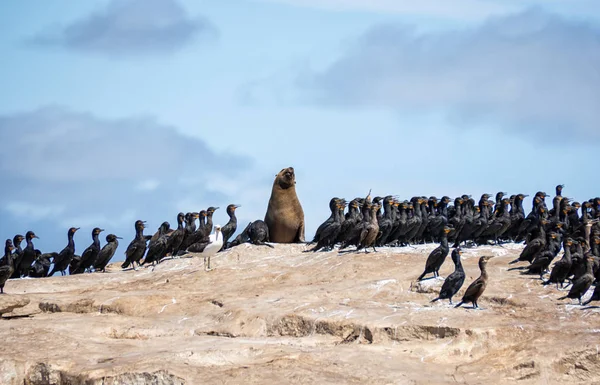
[297,8,600,142]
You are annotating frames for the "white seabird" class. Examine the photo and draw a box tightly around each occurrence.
[197,225,223,271]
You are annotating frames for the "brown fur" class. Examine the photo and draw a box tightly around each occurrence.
[265,167,305,243]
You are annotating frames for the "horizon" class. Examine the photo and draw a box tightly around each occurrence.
[1,0,599,258]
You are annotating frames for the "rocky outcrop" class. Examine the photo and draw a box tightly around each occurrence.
[0,244,598,384]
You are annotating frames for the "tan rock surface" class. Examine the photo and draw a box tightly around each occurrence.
[0,243,599,384]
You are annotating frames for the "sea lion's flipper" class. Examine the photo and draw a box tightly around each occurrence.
[296,221,305,243]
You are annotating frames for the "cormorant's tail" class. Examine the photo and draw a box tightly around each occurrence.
[417,272,426,281]
[430,297,440,303]
[454,301,464,308]
[557,295,567,300]
[508,258,521,265]
[121,260,130,269]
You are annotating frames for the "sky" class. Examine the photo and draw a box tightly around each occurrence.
[1,0,599,259]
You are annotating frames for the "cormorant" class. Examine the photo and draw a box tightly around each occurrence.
[205,207,219,235]
[180,211,210,252]
[336,199,361,244]
[0,240,15,294]
[557,256,595,305]
[307,199,343,252]
[122,220,148,270]
[220,204,241,251]
[5,234,23,279]
[430,247,465,304]
[455,256,493,309]
[16,231,39,278]
[357,202,380,253]
[72,227,104,274]
[418,226,451,281]
[166,212,186,257]
[543,238,574,289]
[311,198,341,244]
[48,227,80,277]
[93,234,122,272]
[509,218,546,264]
[28,250,54,278]
[143,222,171,265]
[521,232,560,278]
[377,196,395,246]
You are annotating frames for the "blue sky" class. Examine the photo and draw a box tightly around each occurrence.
[1,0,599,258]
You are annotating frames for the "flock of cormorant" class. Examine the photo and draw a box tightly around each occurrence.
[308,185,600,308]
[0,204,249,292]
[2,184,600,309]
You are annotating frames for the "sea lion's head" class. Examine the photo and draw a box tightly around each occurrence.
[276,167,296,189]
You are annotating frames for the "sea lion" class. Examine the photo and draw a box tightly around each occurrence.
[265,167,305,243]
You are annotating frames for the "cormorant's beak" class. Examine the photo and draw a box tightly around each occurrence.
[75,227,81,231]
[100,229,105,232]
[235,205,241,209]
[116,236,123,239]
[33,235,40,239]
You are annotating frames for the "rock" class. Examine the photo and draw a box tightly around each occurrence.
[0,244,598,384]
[0,296,30,316]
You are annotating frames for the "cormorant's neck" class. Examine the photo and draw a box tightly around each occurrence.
[92,233,100,246]
[455,259,463,271]
[4,247,12,260]
[480,263,488,279]
[67,233,75,248]
[440,235,448,248]
[135,227,145,239]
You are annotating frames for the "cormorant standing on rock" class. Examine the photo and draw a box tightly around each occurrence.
[180,212,199,251]
[28,250,53,278]
[166,212,186,257]
[143,222,171,265]
[430,247,465,304]
[93,234,121,272]
[311,198,341,244]
[48,227,80,277]
[357,202,380,253]
[0,240,15,294]
[418,227,451,281]
[5,234,23,278]
[336,199,361,244]
[307,200,343,252]
[377,196,395,246]
[72,227,104,274]
[220,204,240,251]
[16,231,38,278]
[122,220,148,270]
[543,238,574,289]
[557,256,595,304]
[455,256,493,309]
[181,211,209,251]
[509,218,546,264]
